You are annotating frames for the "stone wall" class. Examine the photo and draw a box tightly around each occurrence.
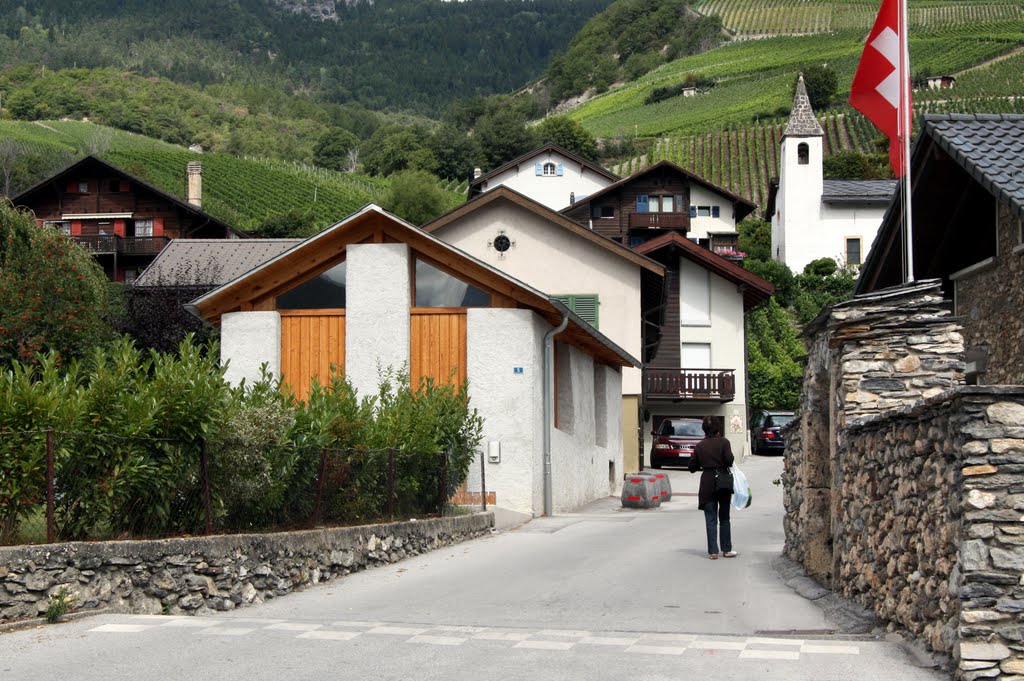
[955,202,1024,386]
[0,513,492,623]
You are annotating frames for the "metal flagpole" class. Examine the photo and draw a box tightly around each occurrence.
[900,0,915,283]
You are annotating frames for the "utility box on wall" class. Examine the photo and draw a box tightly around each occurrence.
[487,440,501,464]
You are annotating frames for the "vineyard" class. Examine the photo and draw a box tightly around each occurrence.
[571,12,1024,141]
[695,0,1024,37]
[0,121,467,233]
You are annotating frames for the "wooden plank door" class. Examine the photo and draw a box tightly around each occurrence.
[410,310,467,389]
[280,310,345,399]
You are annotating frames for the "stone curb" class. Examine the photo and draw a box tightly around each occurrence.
[0,607,111,635]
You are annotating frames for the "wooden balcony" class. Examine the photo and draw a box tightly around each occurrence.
[629,213,690,231]
[645,368,736,402]
[72,235,169,256]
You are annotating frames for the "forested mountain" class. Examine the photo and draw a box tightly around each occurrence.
[0,0,612,115]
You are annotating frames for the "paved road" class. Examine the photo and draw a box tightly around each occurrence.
[0,455,948,681]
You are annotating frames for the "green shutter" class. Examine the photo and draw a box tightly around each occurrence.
[554,294,599,329]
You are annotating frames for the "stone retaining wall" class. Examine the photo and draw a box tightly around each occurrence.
[0,513,493,622]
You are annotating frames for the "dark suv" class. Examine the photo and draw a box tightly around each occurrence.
[750,410,795,455]
[650,418,704,468]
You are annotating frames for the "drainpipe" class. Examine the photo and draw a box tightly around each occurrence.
[543,310,570,517]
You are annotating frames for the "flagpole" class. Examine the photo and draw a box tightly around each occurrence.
[900,0,914,283]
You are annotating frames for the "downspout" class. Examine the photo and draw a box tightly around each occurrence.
[543,310,570,517]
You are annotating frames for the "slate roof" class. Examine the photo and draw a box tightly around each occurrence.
[923,113,1024,220]
[821,179,897,203]
[135,239,301,287]
[784,74,825,137]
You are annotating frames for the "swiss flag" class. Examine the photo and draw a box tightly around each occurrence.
[849,0,912,177]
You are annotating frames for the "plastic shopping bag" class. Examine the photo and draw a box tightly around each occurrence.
[731,464,751,510]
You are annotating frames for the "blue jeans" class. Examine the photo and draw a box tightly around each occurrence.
[703,496,732,555]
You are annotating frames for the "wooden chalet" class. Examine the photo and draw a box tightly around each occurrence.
[12,155,240,282]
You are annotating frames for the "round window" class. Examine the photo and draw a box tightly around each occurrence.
[493,234,512,253]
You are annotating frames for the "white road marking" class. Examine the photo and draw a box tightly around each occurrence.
[368,625,430,636]
[748,637,804,646]
[408,635,466,646]
[579,636,640,646]
[90,624,154,633]
[202,628,256,636]
[264,622,322,632]
[536,629,591,638]
[161,619,222,628]
[801,644,861,655]
[298,630,362,641]
[472,631,533,641]
[692,640,747,650]
[514,640,575,651]
[626,644,687,655]
[740,649,801,660]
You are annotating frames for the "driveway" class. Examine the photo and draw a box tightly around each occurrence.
[0,455,948,680]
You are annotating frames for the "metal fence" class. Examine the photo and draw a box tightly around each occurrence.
[0,428,488,547]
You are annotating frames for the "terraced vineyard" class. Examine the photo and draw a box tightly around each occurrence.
[696,0,1024,36]
[0,121,466,233]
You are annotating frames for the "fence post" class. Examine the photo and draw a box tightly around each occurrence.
[437,449,448,515]
[200,440,213,536]
[480,449,487,512]
[387,448,396,521]
[312,447,329,527]
[46,427,55,544]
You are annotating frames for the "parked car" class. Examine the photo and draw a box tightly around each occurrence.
[650,417,705,468]
[750,409,795,455]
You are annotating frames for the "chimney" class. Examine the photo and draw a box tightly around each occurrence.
[187,161,203,208]
[473,167,482,179]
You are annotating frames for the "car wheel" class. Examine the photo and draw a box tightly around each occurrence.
[651,461,662,469]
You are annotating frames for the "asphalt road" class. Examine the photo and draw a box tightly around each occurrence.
[0,455,949,681]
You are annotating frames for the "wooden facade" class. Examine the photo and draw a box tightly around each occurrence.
[410,310,468,389]
[13,156,237,282]
[280,310,346,399]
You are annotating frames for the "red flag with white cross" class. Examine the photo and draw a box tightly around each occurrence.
[849,0,912,177]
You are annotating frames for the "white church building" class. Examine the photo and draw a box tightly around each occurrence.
[767,75,896,273]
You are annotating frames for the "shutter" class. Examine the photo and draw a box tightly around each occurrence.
[556,163,564,176]
[712,205,720,218]
[571,295,599,329]
[70,221,82,236]
[635,195,648,213]
[689,205,697,218]
[152,217,165,237]
[66,181,77,193]
[113,220,126,237]
[535,162,543,176]
[119,180,130,193]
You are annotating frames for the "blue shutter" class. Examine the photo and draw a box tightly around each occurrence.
[636,195,649,213]
[689,205,697,218]
[556,163,564,176]
[535,162,543,176]
[712,205,720,218]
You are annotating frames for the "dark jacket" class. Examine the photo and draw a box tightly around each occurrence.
[688,435,735,509]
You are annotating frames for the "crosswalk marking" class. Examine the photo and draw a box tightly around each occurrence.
[626,644,686,655]
[740,649,801,660]
[514,640,575,651]
[409,635,466,646]
[90,624,153,633]
[298,630,362,641]
[203,627,256,636]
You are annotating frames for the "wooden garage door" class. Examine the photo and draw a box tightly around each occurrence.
[280,310,345,398]
[410,310,466,389]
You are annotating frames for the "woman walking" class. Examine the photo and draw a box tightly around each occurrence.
[688,416,737,560]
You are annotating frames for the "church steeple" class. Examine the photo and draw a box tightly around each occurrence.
[784,73,825,137]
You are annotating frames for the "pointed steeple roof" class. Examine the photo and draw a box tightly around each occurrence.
[784,73,825,137]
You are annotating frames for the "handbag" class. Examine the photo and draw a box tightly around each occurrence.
[714,467,734,493]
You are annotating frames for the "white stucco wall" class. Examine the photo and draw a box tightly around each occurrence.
[465,308,546,515]
[220,311,281,387]
[818,202,888,268]
[345,243,411,397]
[432,201,644,396]
[552,345,623,512]
[773,135,831,273]
[477,151,613,212]
[688,184,739,239]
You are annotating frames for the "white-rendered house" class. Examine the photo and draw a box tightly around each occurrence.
[469,143,620,212]
[769,75,896,273]
[187,205,637,518]
[424,186,666,475]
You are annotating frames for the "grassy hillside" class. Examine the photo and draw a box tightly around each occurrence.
[0,120,467,233]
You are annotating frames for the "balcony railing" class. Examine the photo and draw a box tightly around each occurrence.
[629,213,690,231]
[645,368,736,402]
[71,235,169,256]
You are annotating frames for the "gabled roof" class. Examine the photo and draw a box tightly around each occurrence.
[189,204,640,369]
[135,239,302,287]
[821,179,897,204]
[784,74,825,137]
[12,155,243,238]
[562,159,758,222]
[470,143,619,191]
[856,113,1024,294]
[423,185,665,276]
[633,232,775,310]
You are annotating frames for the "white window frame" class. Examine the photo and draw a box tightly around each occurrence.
[135,219,154,238]
[542,162,557,177]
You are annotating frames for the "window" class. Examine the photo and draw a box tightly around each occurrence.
[124,268,139,285]
[635,195,649,213]
[414,258,490,308]
[600,205,614,218]
[680,262,711,326]
[680,343,712,369]
[798,143,809,165]
[555,294,599,329]
[277,261,347,309]
[543,162,557,176]
[697,206,711,217]
[78,181,89,193]
[134,219,154,237]
[846,237,862,266]
[44,221,71,235]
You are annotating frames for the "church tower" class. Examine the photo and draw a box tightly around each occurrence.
[773,73,825,271]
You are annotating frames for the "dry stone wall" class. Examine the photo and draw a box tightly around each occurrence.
[0,513,492,623]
